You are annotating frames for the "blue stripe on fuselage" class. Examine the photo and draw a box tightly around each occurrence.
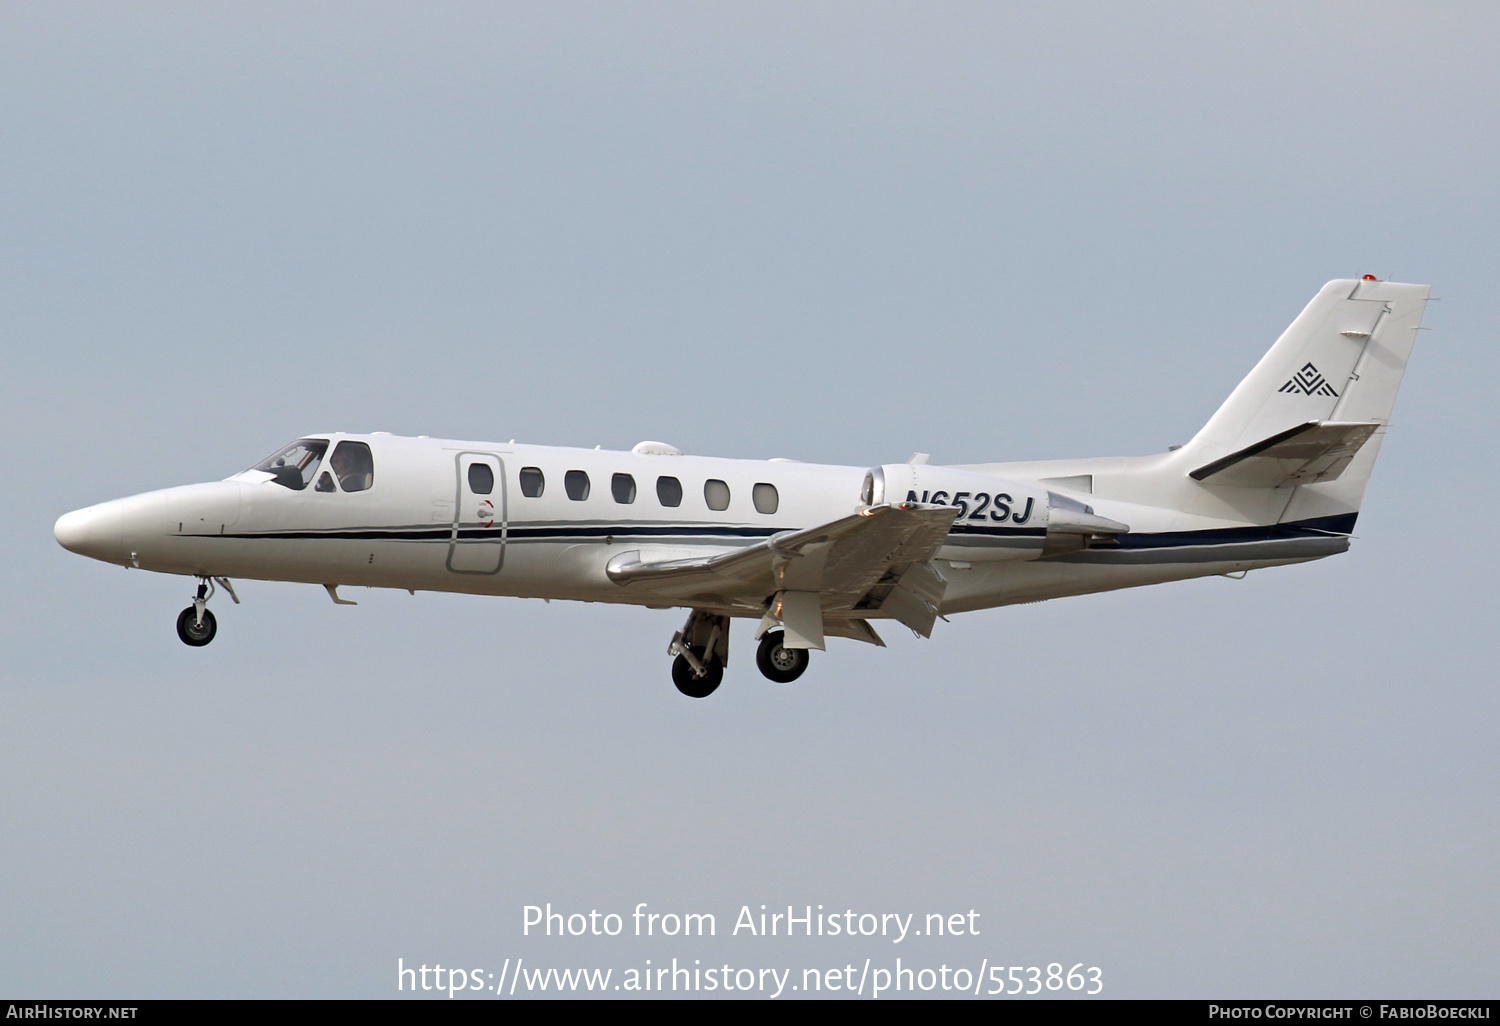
[211,513,1357,551]
[1110,512,1356,550]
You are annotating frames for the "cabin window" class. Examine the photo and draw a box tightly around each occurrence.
[565,470,590,501]
[519,467,544,498]
[612,473,637,504]
[704,479,730,511]
[253,438,328,491]
[330,441,375,492]
[314,471,336,493]
[467,462,494,495]
[656,475,683,507]
[753,482,779,515]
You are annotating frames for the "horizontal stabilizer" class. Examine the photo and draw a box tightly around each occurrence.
[1189,421,1380,488]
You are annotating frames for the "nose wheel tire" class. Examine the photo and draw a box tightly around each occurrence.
[672,649,723,698]
[176,607,218,647]
[756,630,809,683]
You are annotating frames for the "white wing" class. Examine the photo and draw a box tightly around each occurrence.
[606,503,961,647]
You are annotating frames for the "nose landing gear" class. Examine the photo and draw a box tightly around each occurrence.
[175,576,237,647]
[176,604,217,646]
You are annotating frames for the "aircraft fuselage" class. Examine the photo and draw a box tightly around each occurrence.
[54,432,1341,617]
[52,278,1429,695]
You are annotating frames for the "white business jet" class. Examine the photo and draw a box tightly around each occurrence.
[55,277,1428,697]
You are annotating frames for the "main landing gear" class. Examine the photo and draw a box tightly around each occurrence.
[671,647,723,698]
[755,629,809,684]
[668,609,728,698]
[175,576,238,647]
[667,610,814,696]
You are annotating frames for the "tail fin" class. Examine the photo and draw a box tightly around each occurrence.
[1181,277,1430,522]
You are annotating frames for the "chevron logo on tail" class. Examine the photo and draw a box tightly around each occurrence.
[1279,362,1339,397]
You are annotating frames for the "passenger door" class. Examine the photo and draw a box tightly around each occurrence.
[447,453,506,574]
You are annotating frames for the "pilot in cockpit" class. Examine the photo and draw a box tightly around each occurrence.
[328,441,374,492]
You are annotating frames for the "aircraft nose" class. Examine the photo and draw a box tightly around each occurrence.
[54,502,124,560]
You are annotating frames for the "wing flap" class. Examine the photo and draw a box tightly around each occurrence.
[606,503,961,635]
[809,504,959,610]
[873,560,949,638]
[824,618,886,647]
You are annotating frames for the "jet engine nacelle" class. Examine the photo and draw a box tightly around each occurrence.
[863,464,1131,562]
[868,464,1047,527]
[864,464,1049,562]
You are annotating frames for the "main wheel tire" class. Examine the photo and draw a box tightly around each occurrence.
[756,629,809,683]
[672,649,723,698]
[176,606,218,647]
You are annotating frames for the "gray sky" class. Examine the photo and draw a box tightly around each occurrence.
[3,1,1497,998]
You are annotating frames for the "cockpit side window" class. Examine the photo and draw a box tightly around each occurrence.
[330,441,375,492]
[254,439,329,490]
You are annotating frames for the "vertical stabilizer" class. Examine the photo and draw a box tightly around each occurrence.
[1181,278,1429,521]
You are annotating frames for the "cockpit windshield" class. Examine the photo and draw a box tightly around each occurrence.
[253,439,329,490]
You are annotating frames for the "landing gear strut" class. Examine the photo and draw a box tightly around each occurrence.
[175,576,237,647]
[755,628,809,684]
[671,648,722,698]
[668,609,729,698]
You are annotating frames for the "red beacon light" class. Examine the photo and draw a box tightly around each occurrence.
[1362,274,1378,280]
